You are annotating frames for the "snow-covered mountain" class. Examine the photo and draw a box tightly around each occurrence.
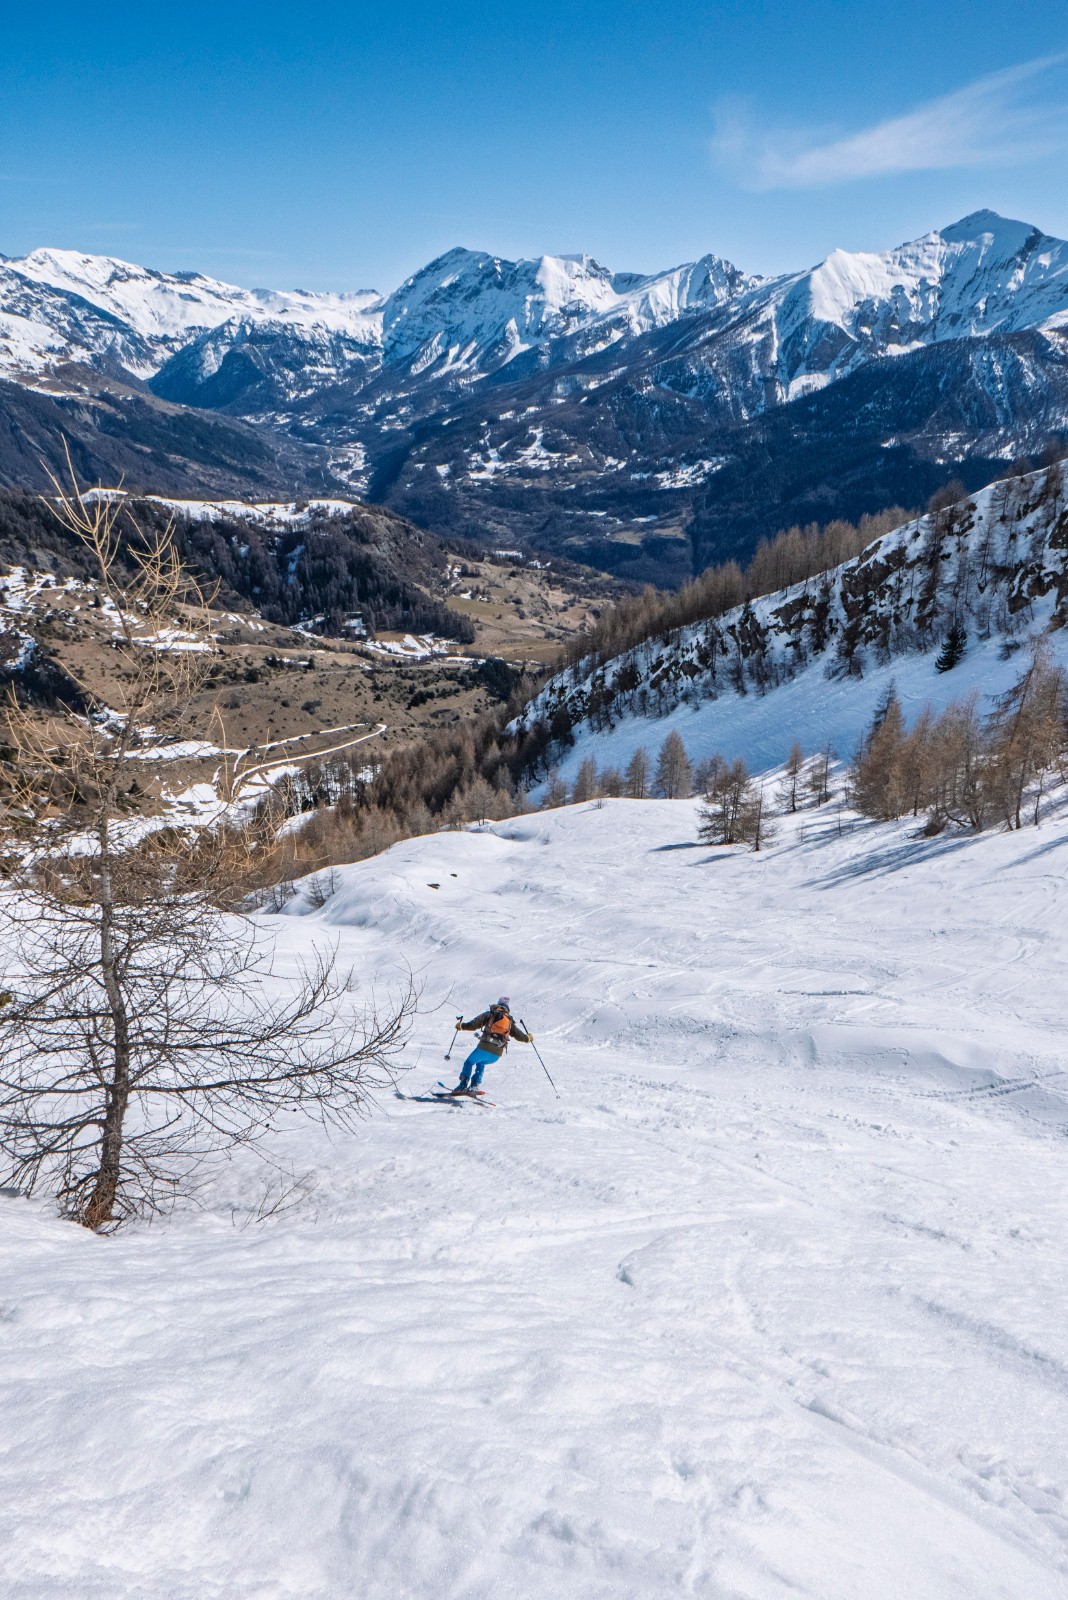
[377,247,756,376]
[0,240,760,392]
[0,247,381,379]
[150,317,382,411]
[740,209,1068,400]
[10,210,1063,388]
[3,213,1068,579]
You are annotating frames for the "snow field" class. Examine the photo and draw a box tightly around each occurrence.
[3,799,1068,1598]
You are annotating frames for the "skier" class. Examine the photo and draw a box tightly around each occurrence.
[450,997,533,1095]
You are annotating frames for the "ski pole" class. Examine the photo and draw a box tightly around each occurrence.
[444,1016,463,1060]
[520,1019,558,1096]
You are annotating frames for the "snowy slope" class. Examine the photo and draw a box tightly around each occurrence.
[524,463,1068,785]
[3,798,1068,1598]
[544,614,1068,793]
[10,249,382,340]
[0,267,164,381]
[133,492,361,526]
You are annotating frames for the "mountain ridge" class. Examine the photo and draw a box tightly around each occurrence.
[3,212,1068,581]
[8,211,1068,392]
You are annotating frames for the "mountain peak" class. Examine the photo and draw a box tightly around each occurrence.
[938,210,1040,248]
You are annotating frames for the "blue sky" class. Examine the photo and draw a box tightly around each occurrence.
[2,1,1067,291]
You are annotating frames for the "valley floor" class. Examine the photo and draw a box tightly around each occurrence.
[3,798,1068,1598]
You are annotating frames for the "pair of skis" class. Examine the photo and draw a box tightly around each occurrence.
[398,1082,495,1108]
[433,1080,494,1106]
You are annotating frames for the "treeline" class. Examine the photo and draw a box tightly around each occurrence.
[561,507,910,672]
[521,641,1068,851]
[529,462,1068,767]
[0,489,107,580]
[539,729,833,851]
[852,647,1066,833]
[248,711,829,890]
[245,693,545,886]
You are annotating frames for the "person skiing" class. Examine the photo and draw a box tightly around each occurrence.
[450,997,533,1095]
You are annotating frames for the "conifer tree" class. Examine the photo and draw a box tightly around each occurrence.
[986,645,1067,828]
[807,745,834,806]
[543,767,569,808]
[935,620,968,672]
[571,755,598,804]
[899,708,935,816]
[698,758,753,844]
[853,689,907,819]
[655,730,693,798]
[748,783,774,852]
[624,746,651,799]
[694,754,727,796]
[779,743,805,812]
[926,697,989,832]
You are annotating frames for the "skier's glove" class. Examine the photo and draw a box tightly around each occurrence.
[527,1032,535,1042]
[455,1021,464,1030]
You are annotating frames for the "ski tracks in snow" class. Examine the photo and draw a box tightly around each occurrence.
[3,799,1068,1597]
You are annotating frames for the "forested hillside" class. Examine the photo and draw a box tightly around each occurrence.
[0,488,476,641]
[237,466,1068,879]
[520,460,1068,765]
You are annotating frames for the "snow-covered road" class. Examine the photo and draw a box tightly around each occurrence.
[4,799,1068,1598]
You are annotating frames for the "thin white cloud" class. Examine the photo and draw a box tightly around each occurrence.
[713,53,1068,189]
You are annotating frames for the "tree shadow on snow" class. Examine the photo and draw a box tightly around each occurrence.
[1001,831,1068,868]
[805,829,981,888]
[650,841,736,866]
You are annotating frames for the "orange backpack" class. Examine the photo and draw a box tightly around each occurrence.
[487,1009,512,1037]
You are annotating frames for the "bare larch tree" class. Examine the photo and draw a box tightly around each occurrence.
[0,469,412,1229]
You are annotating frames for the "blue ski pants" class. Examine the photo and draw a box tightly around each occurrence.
[459,1046,499,1088]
